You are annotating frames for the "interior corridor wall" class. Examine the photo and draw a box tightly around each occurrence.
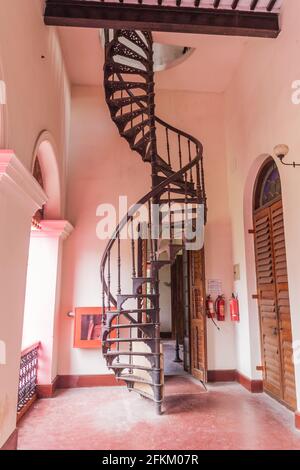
[0,0,70,448]
[0,0,70,188]
[58,85,236,377]
[224,0,300,408]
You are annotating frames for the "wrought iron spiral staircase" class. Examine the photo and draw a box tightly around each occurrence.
[101,29,207,414]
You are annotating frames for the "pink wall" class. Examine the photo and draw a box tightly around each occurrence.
[225,0,300,407]
[0,0,70,193]
[0,1,70,447]
[58,85,236,376]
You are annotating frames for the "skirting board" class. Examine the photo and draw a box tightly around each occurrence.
[57,374,125,389]
[207,370,236,382]
[235,371,263,393]
[295,412,300,430]
[37,376,59,398]
[0,429,18,451]
[207,369,263,393]
[38,371,260,394]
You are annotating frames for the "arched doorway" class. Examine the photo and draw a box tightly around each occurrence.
[253,158,296,410]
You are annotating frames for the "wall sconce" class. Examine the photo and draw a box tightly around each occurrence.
[274,144,300,168]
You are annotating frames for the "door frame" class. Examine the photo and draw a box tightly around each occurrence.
[252,158,296,410]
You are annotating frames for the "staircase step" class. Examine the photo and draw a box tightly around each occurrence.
[117,294,158,300]
[119,31,151,54]
[109,364,158,372]
[167,187,196,195]
[110,94,149,110]
[132,276,153,293]
[132,131,151,152]
[113,108,146,129]
[105,337,158,343]
[105,63,151,78]
[109,308,157,315]
[160,207,198,215]
[113,44,149,67]
[106,80,148,96]
[118,374,160,386]
[105,351,161,357]
[110,322,157,329]
[156,175,194,192]
[121,119,152,141]
[130,387,162,404]
[159,197,199,204]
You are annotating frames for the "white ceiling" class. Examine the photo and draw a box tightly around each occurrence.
[58,26,265,93]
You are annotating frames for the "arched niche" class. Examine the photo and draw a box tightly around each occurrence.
[32,131,62,220]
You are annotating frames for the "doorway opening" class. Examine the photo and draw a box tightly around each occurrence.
[159,245,208,384]
[253,157,296,410]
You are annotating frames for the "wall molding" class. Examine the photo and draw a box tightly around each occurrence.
[37,376,59,398]
[31,220,74,240]
[235,371,263,393]
[56,374,125,388]
[207,369,263,393]
[0,429,18,451]
[207,369,236,382]
[35,372,261,393]
[0,150,47,211]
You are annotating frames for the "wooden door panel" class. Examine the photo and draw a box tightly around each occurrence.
[171,255,184,343]
[189,249,207,383]
[270,201,296,409]
[254,208,282,399]
[254,200,296,410]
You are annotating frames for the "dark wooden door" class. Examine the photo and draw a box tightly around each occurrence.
[171,255,184,343]
[188,249,207,382]
[254,200,296,409]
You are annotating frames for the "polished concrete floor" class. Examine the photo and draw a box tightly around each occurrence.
[18,377,300,450]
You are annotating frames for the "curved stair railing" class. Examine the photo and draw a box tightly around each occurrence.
[101,29,206,414]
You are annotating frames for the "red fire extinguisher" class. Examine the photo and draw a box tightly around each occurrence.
[206,295,215,319]
[215,295,226,322]
[230,293,240,322]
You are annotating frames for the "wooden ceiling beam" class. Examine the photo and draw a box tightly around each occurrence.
[44,1,280,38]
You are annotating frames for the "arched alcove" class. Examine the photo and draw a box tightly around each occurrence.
[32,131,62,219]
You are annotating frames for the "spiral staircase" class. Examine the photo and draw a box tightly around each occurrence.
[101,29,207,414]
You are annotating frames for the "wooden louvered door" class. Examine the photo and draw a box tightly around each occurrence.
[188,249,207,382]
[254,207,282,399]
[171,255,184,343]
[254,201,296,409]
[271,200,296,409]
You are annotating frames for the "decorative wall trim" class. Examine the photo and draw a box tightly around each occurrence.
[295,412,300,430]
[37,372,262,393]
[37,376,59,398]
[57,374,125,389]
[0,429,18,451]
[0,150,47,211]
[207,369,263,393]
[236,371,263,393]
[31,220,74,240]
[207,369,236,383]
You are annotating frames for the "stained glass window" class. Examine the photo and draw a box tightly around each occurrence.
[255,159,281,210]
